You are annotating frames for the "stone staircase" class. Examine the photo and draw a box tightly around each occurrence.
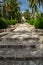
[0,23,43,65]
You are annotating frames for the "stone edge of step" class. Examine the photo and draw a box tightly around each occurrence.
[0,56,43,61]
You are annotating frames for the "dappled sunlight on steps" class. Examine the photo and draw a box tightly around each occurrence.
[0,23,43,65]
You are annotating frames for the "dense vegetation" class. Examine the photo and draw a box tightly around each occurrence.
[0,0,22,29]
[25,0,43,29]
[0,0,43,29]
[34,17,43,29]
[26,14,43,29]
[0,18,8,29]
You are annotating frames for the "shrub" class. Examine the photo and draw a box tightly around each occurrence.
[34,17,43,29]
[29,19,34,25]
[8,19,18,25]
[26,19,34,25]
[0,18,8,29]
[26,20,29,23]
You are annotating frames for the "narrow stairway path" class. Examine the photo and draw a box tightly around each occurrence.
[0,23,43,65]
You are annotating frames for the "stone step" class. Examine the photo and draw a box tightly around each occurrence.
[0,47,42,58]
[0,43,42,65]
[0,38,40,46]
[0,58,43,65]
[0,32,9,37]
[0,40,42,65]
[0,37,42,59]
[0,56,43,60]
[0,42,42,58]
[0,23,43,65]
[1,35,39,40]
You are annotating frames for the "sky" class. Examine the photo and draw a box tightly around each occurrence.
[19,0,43,13]
[0,0,43,12]
[19,0,29,12]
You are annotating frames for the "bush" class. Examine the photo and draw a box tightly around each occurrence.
[8,19,18,25]
[26,20,29,23]
[0,18,18,29]
[27,17,43,29]
[0,18,8,29]
[26,19,34,25]
[29,19,34,25]
[34,17,43,29]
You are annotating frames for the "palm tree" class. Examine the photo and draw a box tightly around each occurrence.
[38,0,43,7]
[27,0,40,19]
[6,0,21,20]
[23,9,31,20]
[28,0,38,13]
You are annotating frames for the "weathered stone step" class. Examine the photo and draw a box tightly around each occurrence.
[0,23,43,65]
[0,52,42,58]
[35,29,43,33]
[0,56,43,60]
[0,44,42,58]
[0,38,40,46]
[0,44,42,65]
[0,58,43,65]
[0,32,9,37]
[0,35,39,40]
[0,45,27,49]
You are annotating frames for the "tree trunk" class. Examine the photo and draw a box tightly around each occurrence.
[2,0,6,18]
[32,7,34,19]
[32,7,36,19]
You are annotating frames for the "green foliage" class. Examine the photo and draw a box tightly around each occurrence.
[6,0,21,21]
[29,19,34,25]
[28,0,38,13]
[26,16,43,29]
[27,19,34,25]
[0,18,8,29]
[8,19,18,25]
[34,17,43,29]
[23,10,31,20]
[0,18,18,29]
[26,20,29,23]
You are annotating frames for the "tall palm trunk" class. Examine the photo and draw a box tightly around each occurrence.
[2,0,6,18]
[32,7,35,19]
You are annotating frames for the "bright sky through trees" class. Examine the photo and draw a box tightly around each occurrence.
[0,0,43,12]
